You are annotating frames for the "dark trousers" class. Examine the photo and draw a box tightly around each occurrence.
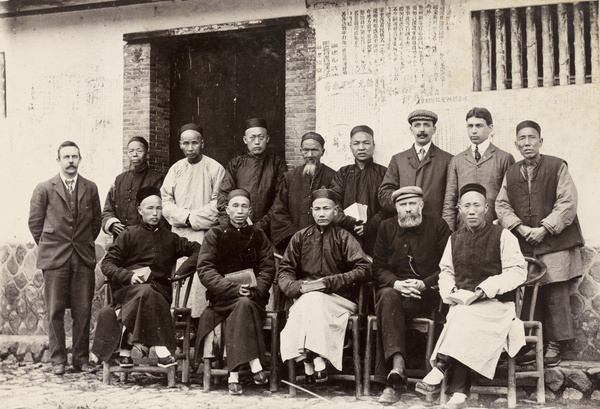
[375,287,438,374]
[437,353,471,395]
[43,252,94,366]
[521,280,574,342]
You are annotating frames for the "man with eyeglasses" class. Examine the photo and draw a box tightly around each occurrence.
[271,132,336,252]
[102,136,164,238]
[371,186,451,404]
[161,123,226,318]
[217,118,287,236]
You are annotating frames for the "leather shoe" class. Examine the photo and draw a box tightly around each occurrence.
[252,370,269,385]
[157,355,177,368]
[228,382,243,395]
[378,386,402,405]
[314,368,328,383]
[52,364,65,376]
[119,356,134,368]
[387,368,407,390]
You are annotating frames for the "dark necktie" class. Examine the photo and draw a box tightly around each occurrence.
[418,148,425,161]
[66,179,74,195]
[474,145,481,162]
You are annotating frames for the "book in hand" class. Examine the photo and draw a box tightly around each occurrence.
[131,266,152,283]
[446,289,479,305]
[300,278,326,293]
[344,202,368,223]
[225,268,257,288]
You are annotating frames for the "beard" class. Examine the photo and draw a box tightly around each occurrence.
[398,211,422,229]
[303,162,317,177]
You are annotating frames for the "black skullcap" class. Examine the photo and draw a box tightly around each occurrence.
[136,186,161,205]
[179,123,203,137]
[246,118,267,130]
[311,186,336,203]
[350,125,374,137]
[301,132,325,148]
[516,120,541,135]
[392,186,423,203]
[227,188,251,202]
[127,136,148,150]
[408,109,438,125]
[459,183,487,199]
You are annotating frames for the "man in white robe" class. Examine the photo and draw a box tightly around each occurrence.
[161,123,225,317]
[416,183,526,409]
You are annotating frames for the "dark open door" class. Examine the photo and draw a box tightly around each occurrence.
[170,29,286,167]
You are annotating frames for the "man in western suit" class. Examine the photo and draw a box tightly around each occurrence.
[29,141,102,375]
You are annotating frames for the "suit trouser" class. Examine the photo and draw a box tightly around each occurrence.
[43,252,95,366]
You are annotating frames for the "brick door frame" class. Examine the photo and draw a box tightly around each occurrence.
[122,17,315,173]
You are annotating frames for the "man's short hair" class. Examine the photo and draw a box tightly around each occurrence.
[57,141,80,158]
[465,107,493,126]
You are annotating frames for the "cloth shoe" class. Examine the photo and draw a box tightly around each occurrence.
[119,356,134,368]
[378,386,402,405]
[73,362,97,373]
[157,355,177,368]
[52,364,65,376]
[443,392,467,409]
[516,348,536,366]
[387,368,407,390]
[544,341,561,367]
[252,370,269,385]
[228,382,243,395]
[314,368,328,383]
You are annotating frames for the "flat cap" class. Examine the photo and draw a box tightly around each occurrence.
[136,186,161,205]
[312,186,336,203]
[516,120,541,135]
[179,123,203,136]
[246,117,267,130]
[392,186,423,203]
[408,109,438,125]
[459,183,486,199]
[227,188,251,202]
[301,132,325,147]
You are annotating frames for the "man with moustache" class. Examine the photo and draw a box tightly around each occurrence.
[417,184,526,409]
[196,189,275,395]
[102,136,164,237]
[379,109,453,220]
[29,141,102,375]
[92,187,200,368]
[217,118,287,235]
[443,108,515,231]
[372,186,451,404]
[279,188,370,383]
[496,120,584,367]
[331,125,388,256]
[271,132,336,252]
[161,123,226,318]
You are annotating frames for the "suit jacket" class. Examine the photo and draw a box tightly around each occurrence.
[29,174,102,270]
[378,143,453,219]
[443,143,515,231]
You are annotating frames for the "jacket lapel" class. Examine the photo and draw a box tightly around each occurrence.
[52,174,68,205]
[77,176,86,204]
[407,146,420,170]
[418,144,434,170]
[477,144,496,166]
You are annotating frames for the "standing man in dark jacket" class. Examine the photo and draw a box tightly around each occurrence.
[217,118,287,235]
[443,108,515,231]
[373,186,451,404]
[496,120,584,367]
[379,109,453,220]
[331,125,389,256]
[102,136,164,237]
[28,141,102,375]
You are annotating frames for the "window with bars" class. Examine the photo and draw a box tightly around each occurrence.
[471,1,599,91]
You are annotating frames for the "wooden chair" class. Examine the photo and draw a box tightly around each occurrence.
[199,255,284,393]
[101,269,194,387]
[440,256,547,408]
[363,284,444,402]
[285,281,367,398]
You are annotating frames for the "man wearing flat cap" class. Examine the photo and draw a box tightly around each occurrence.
[331,125,389,256]
[496,120,584,367]
[271,132,337,251]
[195,188,275,395]
[372,186,451,404]
[92,186,200,369]
[417,183,526,409]
[217,118,287,236]
[279,187,370,384]
[443,108,515,231]
[161,123,226,317]
[102,136,164,237]
[379,109,453,221]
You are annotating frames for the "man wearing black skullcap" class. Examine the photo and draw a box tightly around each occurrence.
[417,183,526,409]
[217,118,287,235]
[279,187,370,384]
[92,186,200,369]
[330,125,389,256]
[102,136,164,237]
[195,189,275,395]
[379,109,453,220]
[271,132,337,251]
[443,108,515,231]
[496,120,584,367]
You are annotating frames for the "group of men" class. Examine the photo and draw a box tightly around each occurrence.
[28,108,583,407]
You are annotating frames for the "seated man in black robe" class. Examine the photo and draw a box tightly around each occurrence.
[92,186,200,368]
[196,188,276,395]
